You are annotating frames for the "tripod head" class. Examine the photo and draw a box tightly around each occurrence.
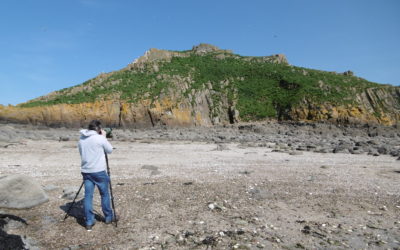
[103,128,113,139]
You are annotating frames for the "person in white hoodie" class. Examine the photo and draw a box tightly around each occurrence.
[78,120,113,231]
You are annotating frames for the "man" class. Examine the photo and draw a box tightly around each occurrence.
[78,120,114,231]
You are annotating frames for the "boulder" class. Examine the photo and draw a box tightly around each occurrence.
[0,175,49,209]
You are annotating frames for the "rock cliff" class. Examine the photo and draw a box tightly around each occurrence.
[0,44,399,127]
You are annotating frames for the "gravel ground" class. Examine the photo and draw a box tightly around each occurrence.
[1,134,400,249]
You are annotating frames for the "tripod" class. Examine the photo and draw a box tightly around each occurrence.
[63,152,117,227]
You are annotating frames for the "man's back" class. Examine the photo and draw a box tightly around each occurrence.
[78,129,113,173]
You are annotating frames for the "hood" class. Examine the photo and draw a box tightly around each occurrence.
[80,129,98,137]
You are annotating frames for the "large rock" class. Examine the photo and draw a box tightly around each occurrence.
[0,175,48,209]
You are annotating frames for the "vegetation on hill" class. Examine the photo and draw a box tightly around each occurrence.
[20,48,391,121]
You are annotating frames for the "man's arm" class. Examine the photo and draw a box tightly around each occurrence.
[99,129,113,154]
[102,137,113,154]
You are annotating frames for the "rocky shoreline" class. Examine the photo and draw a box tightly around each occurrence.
[1,121,399,160]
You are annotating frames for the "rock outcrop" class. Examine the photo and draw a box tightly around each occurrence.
[290,87,400,125]
[0,97,216,128]
[0,44,399,127]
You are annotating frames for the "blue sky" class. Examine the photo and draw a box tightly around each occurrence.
[0,0,399,105]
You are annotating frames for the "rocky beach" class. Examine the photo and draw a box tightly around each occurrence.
[1,1,400,248]
[0,122,399,249]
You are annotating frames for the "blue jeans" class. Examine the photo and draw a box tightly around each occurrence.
[82,171,113,226]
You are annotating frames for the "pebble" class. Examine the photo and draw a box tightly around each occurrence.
[306,176,315,181]
[208,203,216,210]
[175,234,184,243]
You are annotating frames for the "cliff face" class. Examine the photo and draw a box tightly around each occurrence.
[1,87,398,128]
[1,44,399,127]
[290,87,400,125]
[0,100,212,128]
[0,84,232,128]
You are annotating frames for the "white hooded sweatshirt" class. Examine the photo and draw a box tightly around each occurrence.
[78,129,113,173]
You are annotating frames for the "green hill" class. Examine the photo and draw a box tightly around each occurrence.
[5,44,400,127]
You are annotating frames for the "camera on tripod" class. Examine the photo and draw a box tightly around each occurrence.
[98,127,113,139]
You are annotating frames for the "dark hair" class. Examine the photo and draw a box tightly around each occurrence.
[88,120,102,132]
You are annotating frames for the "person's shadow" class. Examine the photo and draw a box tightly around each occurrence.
[60,199,103,227]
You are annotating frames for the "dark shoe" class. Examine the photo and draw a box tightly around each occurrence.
[85,223,95,231]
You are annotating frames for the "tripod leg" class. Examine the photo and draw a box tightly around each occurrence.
[105,152,117,227]
[108,177,117,227]
[63,181,84,221]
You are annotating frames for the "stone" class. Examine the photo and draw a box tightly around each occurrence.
[377,146,388,155]
[192,43,221,53]
[368,149,380,157]
[389,150,399,157]
[333,146,350,154]
[343,70,354,76]
[306,176,315,181]
[355,141,368,147]
[0,175,49,209]
[175,233,185,245]
[296,146,307,151]
[61,186,83,200]
[207,202,223,211]
[58,136,70,142]
[42,216,58,225]
[367,140,379,145]
[349,148,364,154]
[316,148,329,153]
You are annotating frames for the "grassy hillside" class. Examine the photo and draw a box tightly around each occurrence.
[20,49,387,121]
